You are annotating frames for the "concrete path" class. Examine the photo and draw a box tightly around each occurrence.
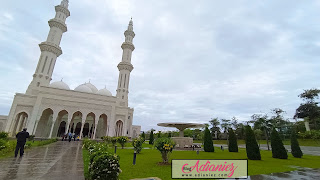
[0,141,84,180]
[214,144,320,156]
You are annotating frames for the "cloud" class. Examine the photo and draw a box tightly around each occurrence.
[1,0,320,131]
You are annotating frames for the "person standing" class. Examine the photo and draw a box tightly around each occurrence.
[68,132,72,142]
[15,128,29,157]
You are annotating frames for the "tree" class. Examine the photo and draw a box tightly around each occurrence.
[252,114,272,150]
[254,129,263,148]
[149,130,154,145]
[245,125,261,160]
[221,119,231,133]
[157,131,161,138]
[271,128,288,159]
[291,127,303,158]
[231,117,239,129]
[295,89,320,130]
[235,123,245,139]
[168,132,172,138]
[209,118,220,139]
[141,131,145,140]
[204,127,214,152]
[228,128,238,152]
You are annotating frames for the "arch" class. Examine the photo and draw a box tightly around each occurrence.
[34,108,53,137]
[56,121,66,137]
[82,123,90,138]
[51,110,69,137]
[96,114,108,138]
[74,122,82,135]
[115,120,123,137]
[66,111,82,134]
[12,112,28,134]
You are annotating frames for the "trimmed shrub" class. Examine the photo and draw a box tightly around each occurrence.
[291,128,303,158]
[245,125,261,160]
[271,128,288,159]
[132,137,144,153]
[204,127,214,152]
[111,137,118,146]
[154,137,175,163]
[228,128,238,152]
[117,136,128,149]
[149,131,154,145]
[88,144,120,180]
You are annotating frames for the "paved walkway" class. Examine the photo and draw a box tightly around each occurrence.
[0,141,84,180]
[214,144,320,156]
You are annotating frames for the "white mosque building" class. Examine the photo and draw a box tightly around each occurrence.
[1,0,141,139]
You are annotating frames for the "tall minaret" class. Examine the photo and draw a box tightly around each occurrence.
[26,0,70,94]
[116,18,135,106]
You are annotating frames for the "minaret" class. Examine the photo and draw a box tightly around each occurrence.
[26,0,70,94]
[116,18,135,106]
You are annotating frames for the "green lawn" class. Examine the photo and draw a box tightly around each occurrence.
[83,147,320,180]
[0,139,57,159]
[193,139,320,147]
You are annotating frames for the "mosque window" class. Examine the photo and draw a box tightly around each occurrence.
[41,56,48,73]
[37,82,40,87]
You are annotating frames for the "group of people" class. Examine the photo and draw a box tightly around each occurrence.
[62,132,80,142]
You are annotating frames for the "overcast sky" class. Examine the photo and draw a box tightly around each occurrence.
[0,0,320,131]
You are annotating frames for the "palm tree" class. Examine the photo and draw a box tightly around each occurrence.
[252,114,272,150]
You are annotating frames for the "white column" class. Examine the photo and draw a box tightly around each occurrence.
[305,120,311,131]
[79,115,86,139]
[65,113,73,135]
[15,114,24,133]
[48,112,59,138]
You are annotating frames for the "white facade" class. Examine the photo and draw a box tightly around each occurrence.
[3,0,140,139]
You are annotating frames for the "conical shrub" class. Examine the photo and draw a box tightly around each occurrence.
[291,128,303,158]
[245,125,261,160]
[204,127,214,152]
[228,128,238,152]
[271,128,288,159]
[149,131,154,145]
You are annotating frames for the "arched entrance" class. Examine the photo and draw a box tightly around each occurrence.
[96,114,108,138]
[82,123,89,137]
[115,120,123,137]
[12,112,28,135]
[56,121,66,137]
[74,122,82,135]
[35,108,53,137]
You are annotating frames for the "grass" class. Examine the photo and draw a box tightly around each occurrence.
[0,139,57,159]
[83,146,320,180]
[193,139,320,147]
[83,148,90,179]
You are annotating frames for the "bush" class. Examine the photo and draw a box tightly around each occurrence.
[228,128,238,152]
[298,130,320,139]
[0,132,8,140]
[117,136,128,149]
[291,128,303,158]
[0,139,7,150]
[102,136,112,144]
[245,125,261,160]
[271,128,288,159]
[111,137,118,146]
[132,137,144,153]
[88,144,120,180]
[149,131,154,145]
[204,127,214,152]
[154,137,175,163]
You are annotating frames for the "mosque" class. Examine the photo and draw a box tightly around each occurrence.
[1,0,141,139]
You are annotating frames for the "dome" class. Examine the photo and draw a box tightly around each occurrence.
[74,84,93,93]
[97,88,112,96]
[49,81,70,90]
[84,82,98,93]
